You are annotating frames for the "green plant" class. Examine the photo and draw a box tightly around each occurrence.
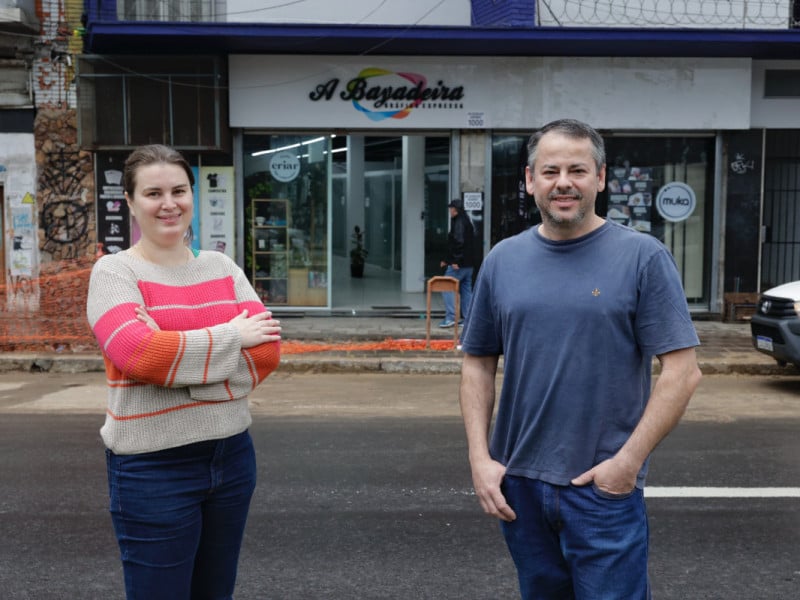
[350,225,368,266]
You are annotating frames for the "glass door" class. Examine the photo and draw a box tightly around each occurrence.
[424,137,451,278]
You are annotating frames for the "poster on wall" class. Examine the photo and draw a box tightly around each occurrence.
[1,135,40,310]
[199,166,235,258]
[606,166,652,233]
[95,153,130,254]
[10,205,35,277]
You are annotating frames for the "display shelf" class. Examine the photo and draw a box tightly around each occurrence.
[251,199,289,305]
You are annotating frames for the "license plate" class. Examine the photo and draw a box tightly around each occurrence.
[756,335,774,352]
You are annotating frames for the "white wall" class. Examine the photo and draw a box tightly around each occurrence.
[0,64,31,107]
[537,0,792,29]
[224,0,471,25]
[540,57,752,130]
[0,0,39,29]
[750,60,800,128]
[0,133,40,310]
[229,55,752,131]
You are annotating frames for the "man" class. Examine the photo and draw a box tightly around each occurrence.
[459,119,701,599]
[439,198,476,328]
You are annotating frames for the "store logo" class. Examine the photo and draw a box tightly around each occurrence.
[308,68,465,122]
[655,182,696,223]
[269,151,300,183]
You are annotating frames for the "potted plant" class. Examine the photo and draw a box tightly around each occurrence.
[350,225,368,278]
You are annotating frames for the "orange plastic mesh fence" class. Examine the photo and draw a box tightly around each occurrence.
[0,258,457,354]
[1,257,97,352]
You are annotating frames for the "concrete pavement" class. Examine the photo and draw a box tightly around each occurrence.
[0,317,791,376]
[1,373,799,599]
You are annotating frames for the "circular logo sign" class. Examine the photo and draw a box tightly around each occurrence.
[269,151,300,183]
[655,182,696,223]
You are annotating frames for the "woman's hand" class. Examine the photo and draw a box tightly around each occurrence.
[136,306,280,348]
[135,305,160,330]
[230,309,282,348]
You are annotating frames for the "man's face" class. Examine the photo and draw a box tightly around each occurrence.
[525,132,606,238]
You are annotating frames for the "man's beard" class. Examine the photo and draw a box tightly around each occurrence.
[540,190,586,228]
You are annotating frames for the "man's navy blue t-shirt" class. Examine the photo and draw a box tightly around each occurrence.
[460,220,700,488]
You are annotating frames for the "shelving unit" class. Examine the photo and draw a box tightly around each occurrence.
[251,198,289,305]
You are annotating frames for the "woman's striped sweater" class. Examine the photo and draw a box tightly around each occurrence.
[86,249,280,454]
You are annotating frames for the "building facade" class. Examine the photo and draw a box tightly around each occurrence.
[66,1,800,316]
[1,0,89,321]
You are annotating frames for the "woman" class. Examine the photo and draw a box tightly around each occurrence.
[86,144,281,599]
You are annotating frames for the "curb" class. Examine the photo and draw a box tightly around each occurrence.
[0,353,795,376]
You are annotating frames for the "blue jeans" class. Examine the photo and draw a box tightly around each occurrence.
[106,430,257,600]
[500,476,651,600]
[442,265,473,322]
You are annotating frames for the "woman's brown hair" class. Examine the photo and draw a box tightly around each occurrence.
[122,144,195,196]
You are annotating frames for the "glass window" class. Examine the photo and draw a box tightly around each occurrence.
[764,70,800,98]
[243,134,331,307]
[128,76,168,146]
[363,137,402,272]
[490,134,539,245]
[603,136,714,304]
[424,137,451,277]
[172,76,217,147]
[117,0,213,21]
[88,76,125,146]
[77,56,227,150]
[490,133,714,305]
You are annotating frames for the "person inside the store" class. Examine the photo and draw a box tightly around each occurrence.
[439,197,477,328]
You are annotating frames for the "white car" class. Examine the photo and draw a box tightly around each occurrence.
[750,280,800,368]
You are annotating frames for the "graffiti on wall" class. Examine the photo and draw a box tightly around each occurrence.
[41,199,90,257]
[39,150,91,260]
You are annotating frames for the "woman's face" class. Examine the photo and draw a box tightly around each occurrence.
[126,163,193,248]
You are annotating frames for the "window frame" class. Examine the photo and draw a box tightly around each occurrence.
[77,55,228,151]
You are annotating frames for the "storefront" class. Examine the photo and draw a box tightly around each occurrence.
[226,55,749,312]
[240,132,452,310]
[491,133,716,309]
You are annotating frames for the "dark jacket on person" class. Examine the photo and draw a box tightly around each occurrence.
[446,210,476,268]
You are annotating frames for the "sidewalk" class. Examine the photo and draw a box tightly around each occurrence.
[0,316,792,376]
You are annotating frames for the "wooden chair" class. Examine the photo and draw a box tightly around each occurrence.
[425,276,460,348]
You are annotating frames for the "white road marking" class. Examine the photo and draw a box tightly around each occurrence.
[646,487,800,498]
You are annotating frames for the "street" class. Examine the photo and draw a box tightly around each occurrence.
[0,372,799,599]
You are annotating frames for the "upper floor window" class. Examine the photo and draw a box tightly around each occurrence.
[78,55,228,151]
[117,0,216,21]
[764,70,800,97]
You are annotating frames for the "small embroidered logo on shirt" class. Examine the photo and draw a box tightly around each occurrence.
[592,288,601,297]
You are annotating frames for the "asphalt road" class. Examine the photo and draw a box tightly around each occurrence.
[0,372,798,599]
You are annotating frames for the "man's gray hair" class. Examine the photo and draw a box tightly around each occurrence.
[526,119,606,172]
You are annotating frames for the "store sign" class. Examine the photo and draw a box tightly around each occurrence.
[269,151,300,182]
[231,55,750,130]
[308,67,465,122]
[655,182,696,223]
